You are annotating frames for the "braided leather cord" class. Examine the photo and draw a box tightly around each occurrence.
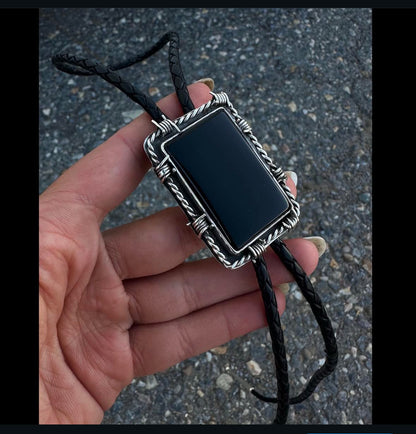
[252,255,289,424]
[51,32,194,121]
[167,33,195,113]
[251,239,338,412]
[52,54,165,121]
[270,238,338,403]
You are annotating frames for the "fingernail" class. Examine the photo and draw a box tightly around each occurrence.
[195,77,215,91]
[285,170,298,187]
[278,283,290,296]
[304,236,327,257]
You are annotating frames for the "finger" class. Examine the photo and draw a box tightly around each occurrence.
[43,82,213,223]
[129,287,286,377]
[103,207,204,279]
[102,176,297,280]
[125,237,318,323]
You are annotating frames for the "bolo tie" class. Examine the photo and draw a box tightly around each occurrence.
[52,31,338,424]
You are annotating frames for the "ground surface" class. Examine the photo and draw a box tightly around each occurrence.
[39,8,372,425]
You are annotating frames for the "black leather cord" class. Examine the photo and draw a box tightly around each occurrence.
[52,32,194,122]
[251,239,338,423]
[52,53,166,122]
[252,255,289,424]
[270,239,338,403]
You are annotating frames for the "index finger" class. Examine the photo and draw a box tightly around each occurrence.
[43,82,213,223]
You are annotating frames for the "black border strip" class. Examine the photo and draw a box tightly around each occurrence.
[0,8,39,425]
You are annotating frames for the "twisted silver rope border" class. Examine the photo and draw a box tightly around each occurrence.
[143,92,300,269]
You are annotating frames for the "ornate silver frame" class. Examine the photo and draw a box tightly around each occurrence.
[143,92,300,269]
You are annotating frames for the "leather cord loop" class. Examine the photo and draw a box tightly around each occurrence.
[51,32,194,122]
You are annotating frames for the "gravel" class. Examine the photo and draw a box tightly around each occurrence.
[39,8,372,425]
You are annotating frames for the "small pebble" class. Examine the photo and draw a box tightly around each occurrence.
[173,384,181,394]
[330,258,340,268]
[344,303,353,313]
[339,287,351,296]
[287,101,297,112]
[136,201,149,209]
[145,374,158,390]
[359,192,371,203]
[148,86,160,96]
[293,289,303,300]
[70,153,83,161]
[216,373,234,391]
[362,258,372,276]
[343,252,354,262]
[210,345,228,355]
[246,360,262,376]
[302,348,312,360]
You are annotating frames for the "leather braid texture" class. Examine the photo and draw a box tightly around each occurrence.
[251,239,338,423]
[271,238,338,403]
[51,32,194,121]
[52,54,165,121]
[166,33,195,113]
[252,255,289,424]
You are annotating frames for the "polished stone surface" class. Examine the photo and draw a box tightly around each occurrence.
[166,110,289,250]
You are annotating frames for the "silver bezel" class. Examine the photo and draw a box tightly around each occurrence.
[143,92,300,269]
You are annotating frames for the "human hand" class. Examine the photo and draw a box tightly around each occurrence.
[39,82,320,424]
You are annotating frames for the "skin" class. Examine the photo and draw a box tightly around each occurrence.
[39,83,319,424]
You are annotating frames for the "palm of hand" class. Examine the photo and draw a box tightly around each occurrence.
[40,194,133,423]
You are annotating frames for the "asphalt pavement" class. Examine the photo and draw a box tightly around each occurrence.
[39,8,372,425]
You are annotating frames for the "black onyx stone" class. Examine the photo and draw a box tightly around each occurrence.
[166,109,289,251]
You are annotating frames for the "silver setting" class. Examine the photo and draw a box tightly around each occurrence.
[154,155,173,183]
[151,116,181,135]
[143,91,300,269]
[191,214,210,238]
[248,239,267,259]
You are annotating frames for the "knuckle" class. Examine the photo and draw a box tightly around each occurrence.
[179,267,200,313]
[103,235,126,279]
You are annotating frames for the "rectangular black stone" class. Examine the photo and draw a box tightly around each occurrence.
[165,109,289,251]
